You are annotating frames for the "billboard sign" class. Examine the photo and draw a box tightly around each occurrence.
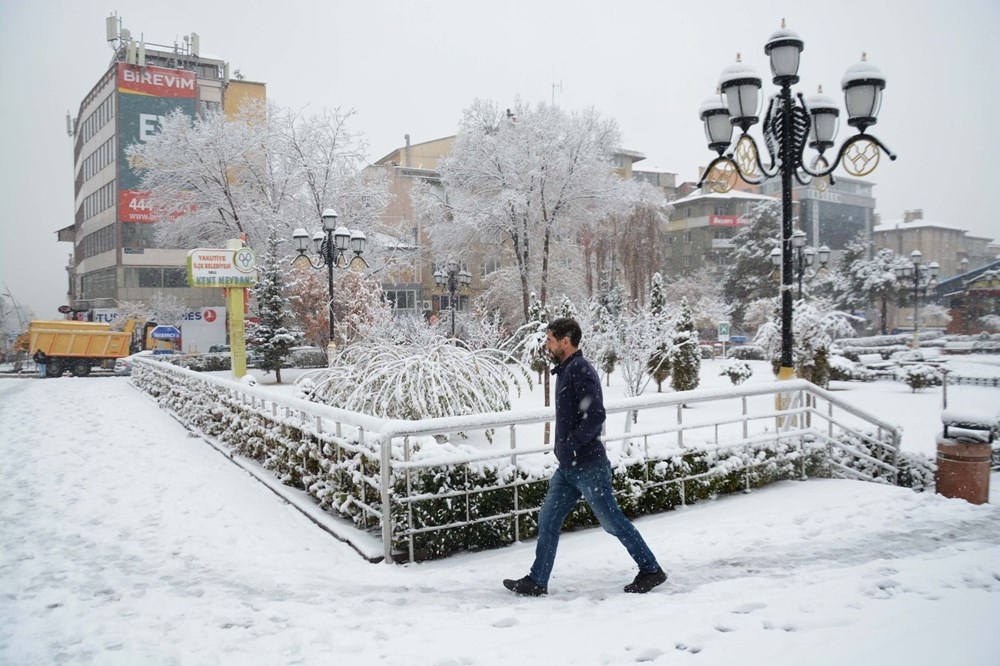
[709,215,748,227]
[117,64,197,223]
[187,248,258,288]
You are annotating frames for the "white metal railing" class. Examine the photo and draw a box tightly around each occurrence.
[130,358,902,563]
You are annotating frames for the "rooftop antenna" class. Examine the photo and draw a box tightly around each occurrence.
[105,13,120,48]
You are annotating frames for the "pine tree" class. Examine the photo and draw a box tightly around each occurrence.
[646,272,671,392]
[555,294,577,320]
[670,298,701,392]
[247,229,302,383]
[722,200,781,328]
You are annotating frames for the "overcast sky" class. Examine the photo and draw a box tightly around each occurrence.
[2,0,998,320]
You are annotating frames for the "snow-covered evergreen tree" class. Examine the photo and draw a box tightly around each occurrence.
[585,300,621,386]
[722,200,781,328]
[646,272,671,392]
[670,298,701,392]
[247,229,302,383]
[524,292,550,381]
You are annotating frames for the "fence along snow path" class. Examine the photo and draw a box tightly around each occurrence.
[130,359,902,563]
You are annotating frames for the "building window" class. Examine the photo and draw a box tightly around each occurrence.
[80,267,117,299]
[480,258,500,278]
[163,268,188,287]
[385,289,419,310]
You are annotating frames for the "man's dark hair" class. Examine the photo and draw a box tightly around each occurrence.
[546,317,582,347]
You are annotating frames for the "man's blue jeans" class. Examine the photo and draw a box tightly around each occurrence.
[529,463,660,587]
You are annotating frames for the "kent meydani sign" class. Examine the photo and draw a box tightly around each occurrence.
[186,248,258,288]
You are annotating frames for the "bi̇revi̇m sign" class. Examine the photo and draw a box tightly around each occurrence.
[186,248,259,288]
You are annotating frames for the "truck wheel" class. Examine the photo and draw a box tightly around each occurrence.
[72,361,91,377]
[46,360,64,377]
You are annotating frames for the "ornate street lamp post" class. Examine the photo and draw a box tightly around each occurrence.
[434,259,471,340]
[698,20,894,380]
[894,250,939,350]
[770,229,830,299]
[292,208,367,353]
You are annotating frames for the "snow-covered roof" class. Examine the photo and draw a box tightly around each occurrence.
[873,219,968,234]
[671,188,776,205]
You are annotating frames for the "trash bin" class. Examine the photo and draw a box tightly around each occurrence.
[935,438,991,505]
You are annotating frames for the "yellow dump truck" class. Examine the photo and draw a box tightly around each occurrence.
[17,319,137,377]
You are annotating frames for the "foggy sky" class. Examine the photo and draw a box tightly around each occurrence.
[2,0,997,320]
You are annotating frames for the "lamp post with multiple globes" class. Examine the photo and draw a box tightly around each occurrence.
[698,20,894,380]
[291,208,368,353]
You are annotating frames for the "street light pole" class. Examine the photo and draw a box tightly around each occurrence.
[697,20,894,381]
[292,208,368,355]
[434,259,471,342]
[894,250,939,350]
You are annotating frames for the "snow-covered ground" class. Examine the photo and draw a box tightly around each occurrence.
[2,358,999,665]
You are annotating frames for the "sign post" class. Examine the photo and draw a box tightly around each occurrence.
[186,242,257,378]
[717,321,730,359]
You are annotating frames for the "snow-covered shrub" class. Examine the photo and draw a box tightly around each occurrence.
[167,353,231,372]
[720,359,753,385]
[900,364,942,392]
[289,347,328,368]
[728,345,765,361]
[825,429,934,490]
[296,335,529,424]
[827,354,856,382]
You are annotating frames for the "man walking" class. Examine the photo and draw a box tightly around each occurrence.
[503,317,667,596]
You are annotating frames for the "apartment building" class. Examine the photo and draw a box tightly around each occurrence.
[58,16,264,335]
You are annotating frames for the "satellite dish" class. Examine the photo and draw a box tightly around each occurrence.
[58,305,72,314]
[121,28,132,41]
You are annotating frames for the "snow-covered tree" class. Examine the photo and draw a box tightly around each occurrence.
[523,292,550,382]
[247,230,302,383]
[114,294,187,330]
[615,304,671,399]
[127,101,389,253]
[754,298,856,384]
[832,235,906,334]
[418,98,643,322]
[722,200,781,328]
[669,298,701,392]
[284,269,329,349]
[646,273,671,392]
[665,269,732,339]
[334,271,393,346]
[584,300,622,386]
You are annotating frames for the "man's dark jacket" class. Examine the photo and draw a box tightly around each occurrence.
[551,349,608,468]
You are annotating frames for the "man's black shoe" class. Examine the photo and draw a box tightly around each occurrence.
[503,575,547,596]
[624,568,667,594]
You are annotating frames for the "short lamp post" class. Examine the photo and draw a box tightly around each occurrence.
[698,20,894,380]
[292,208,367,353]
[770,229,830,298]
[434,259,471,340]
[894,250,939,350]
